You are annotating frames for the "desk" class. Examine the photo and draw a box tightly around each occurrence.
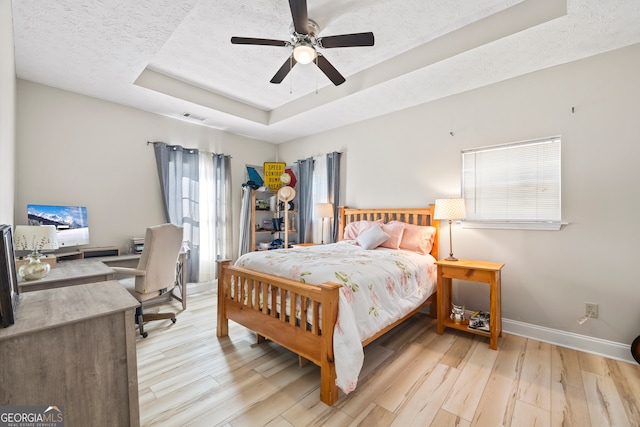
[0,281,140,426]
[17,253,189,310]
[18,259,115,293]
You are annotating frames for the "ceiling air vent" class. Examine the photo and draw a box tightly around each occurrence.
[181,112,207,122]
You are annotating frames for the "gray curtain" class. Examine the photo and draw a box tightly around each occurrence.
[296,157,314,243]
[153,142,200,283]
[327,151,341,243]
[238,186,252,256]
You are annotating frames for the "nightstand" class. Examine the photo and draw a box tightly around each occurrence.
[436,259,505,350]
[291,243,317,248]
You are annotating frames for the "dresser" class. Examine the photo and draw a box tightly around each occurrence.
[0,281,140,426]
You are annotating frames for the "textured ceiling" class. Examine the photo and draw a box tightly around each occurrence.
[11,0,640,143]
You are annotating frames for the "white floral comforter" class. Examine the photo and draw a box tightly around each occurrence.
[235,240,437,394]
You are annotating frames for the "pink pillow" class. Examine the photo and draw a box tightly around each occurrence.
[389,221,436,255]
[379,222,405,249]
[343,219,383,240]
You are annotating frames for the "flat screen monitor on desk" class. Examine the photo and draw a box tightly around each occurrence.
[27,204,90,248]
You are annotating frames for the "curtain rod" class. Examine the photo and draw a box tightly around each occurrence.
[147,141,231,158]
[294,150,343,164]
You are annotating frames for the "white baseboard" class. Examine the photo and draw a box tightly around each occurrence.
[503,318,635,364]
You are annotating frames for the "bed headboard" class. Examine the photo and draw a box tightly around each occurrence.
[337,206,440,259]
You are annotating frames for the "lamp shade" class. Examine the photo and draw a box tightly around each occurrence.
[434,198,466,220]
[14,225,59,252]
[314,203,334,219]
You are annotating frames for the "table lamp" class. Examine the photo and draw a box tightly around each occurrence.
[14,225,58,280]
[314,203,334,244]
[434,198,466,261]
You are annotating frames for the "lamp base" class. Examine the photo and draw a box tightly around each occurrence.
[444,255,459,261]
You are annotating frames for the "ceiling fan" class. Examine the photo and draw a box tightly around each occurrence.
[231,0,375,86]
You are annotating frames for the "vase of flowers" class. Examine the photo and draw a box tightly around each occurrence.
[19,254,51,280]
[14,225,58,281]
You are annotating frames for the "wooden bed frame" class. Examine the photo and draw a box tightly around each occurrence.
[217,206,440,405]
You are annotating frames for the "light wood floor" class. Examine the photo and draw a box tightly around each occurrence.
[136,290,640,426]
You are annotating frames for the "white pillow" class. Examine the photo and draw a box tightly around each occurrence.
[357,224,390,250]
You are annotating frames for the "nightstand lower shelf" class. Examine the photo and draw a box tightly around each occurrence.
[442,319,490,337]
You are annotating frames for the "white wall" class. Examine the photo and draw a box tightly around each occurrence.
[15,80,276,257]
[0,0,16,225]
[278,44,640,355]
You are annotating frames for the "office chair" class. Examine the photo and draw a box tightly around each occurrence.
[113,223,184,338]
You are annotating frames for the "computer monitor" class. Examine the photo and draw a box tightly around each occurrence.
[26,204,90,248]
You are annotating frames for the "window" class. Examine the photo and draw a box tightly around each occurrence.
[311,155,329,243]
[461,137,561,230]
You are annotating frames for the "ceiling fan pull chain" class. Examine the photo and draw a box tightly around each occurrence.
[315,56,319,94]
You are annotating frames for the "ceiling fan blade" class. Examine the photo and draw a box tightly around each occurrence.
[315,54,346,86]
[231,37,288,47]
[270,56,298,84]
[289,0,309,34]
[319,32,375,48]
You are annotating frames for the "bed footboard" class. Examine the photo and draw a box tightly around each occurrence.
[217,259,341,405]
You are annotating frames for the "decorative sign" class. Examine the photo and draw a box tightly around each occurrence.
[263,162,286,191]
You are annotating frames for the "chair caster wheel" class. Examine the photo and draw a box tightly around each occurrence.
[141,332,148,338]
[171,318,177,324]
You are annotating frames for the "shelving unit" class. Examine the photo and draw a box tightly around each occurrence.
[251,189,297,251]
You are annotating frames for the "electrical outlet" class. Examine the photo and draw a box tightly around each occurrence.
[585,303,598,319]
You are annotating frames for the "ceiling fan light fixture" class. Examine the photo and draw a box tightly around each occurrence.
[293,42,316,64]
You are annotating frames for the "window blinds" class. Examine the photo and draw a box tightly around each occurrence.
[462,137,561,224]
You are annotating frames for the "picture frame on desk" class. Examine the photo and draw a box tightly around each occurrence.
[0,225,20,328]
